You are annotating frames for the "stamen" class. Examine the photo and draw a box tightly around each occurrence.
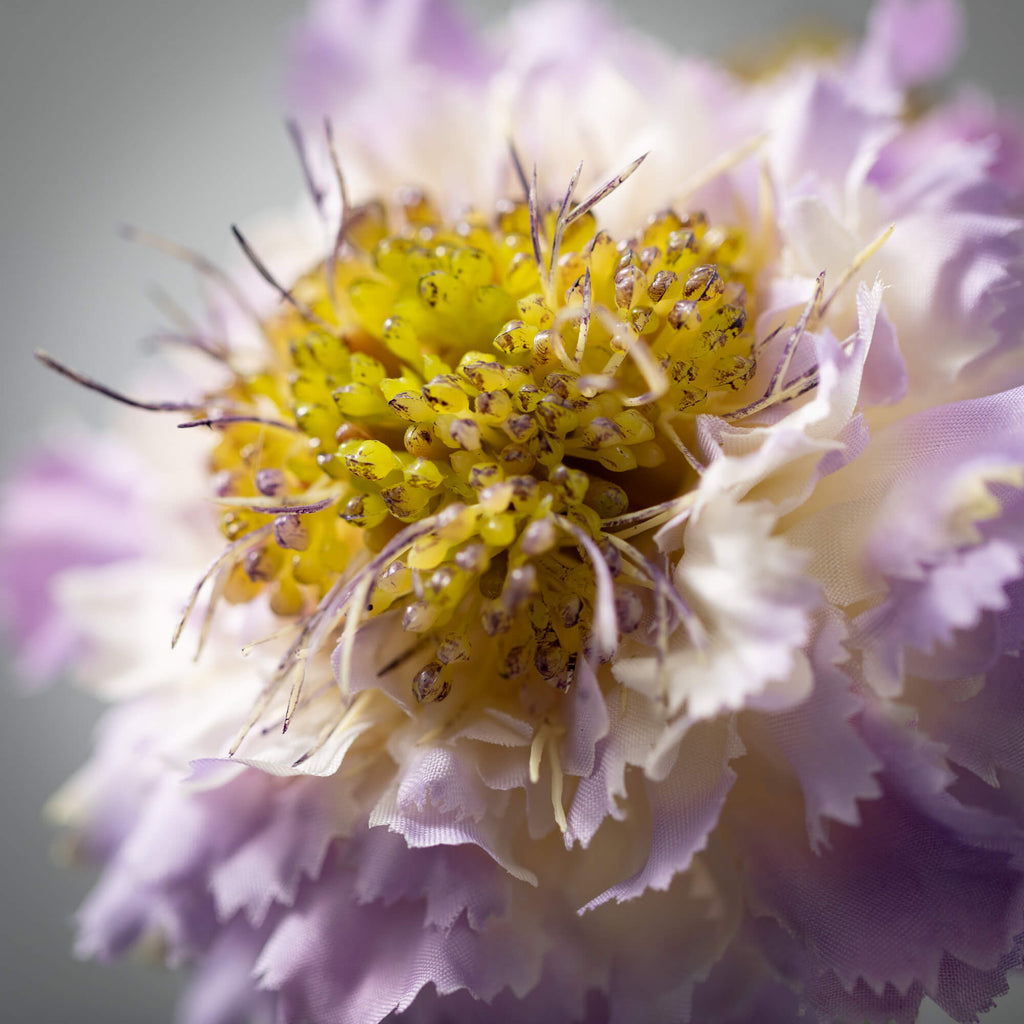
[770,272,825,397]
[657,414,705,475]
[144,330,230,363]
[817,223,895,321]
[230,226,339,335]
[172,524,274,649]
[555,516,617,664]
[36,351,201,413]
[548,160,584,292]
[292,690,376,768]
[324,118,352,310]
[286,117,327,219]
[145,285,230,362]
[215,495,337,515]
[725,273,824,422]
[528,164,545,274]
[507,138,531,199]
[529,725,546,785]
[193,566,229,662]
[178,415,300,432]
[575,266,592,365]
[564,152,648,227]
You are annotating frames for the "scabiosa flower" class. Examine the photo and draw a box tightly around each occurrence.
[7,0,1024,1021]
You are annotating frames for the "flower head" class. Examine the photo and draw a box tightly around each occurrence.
[8,1,1024,1022]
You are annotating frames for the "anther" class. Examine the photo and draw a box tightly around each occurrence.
[412,660,451,702]
[615,588,644,633]
[647,270,677,303]
[668,300,701,331]
[482,601,513,635]
[455,542,488,574]
[666,229,698,262]
[428,566,454,596]
[255,469,286,497]
[274,514,310,551]
[614,265,646,309]
[404,601,440,633]
[244,546,280,583]
[534,636,568,679]
[638,245,660,270]
[521,518,557,556]
[684,264,724,302]
[500,645,531,679]
[502,564,537,611]
[559,594,583,628]
[436,632,471,665]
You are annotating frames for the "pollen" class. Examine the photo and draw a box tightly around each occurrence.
[199,180,756,705]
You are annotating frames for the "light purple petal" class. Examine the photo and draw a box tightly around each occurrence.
[558,658,611,778]
[918,652,1024,786]
[744,614,882,851]
[735,713,1024,1007]
[582,719,740,910]
[565,687,663,849]
[175,918,277,1024]
[0,437,149,682]
[369,745,537,884]
[855,0,964,93]
[352,828,507,933]
[256,848,545,1024]
[208,780,337,927]
[287,0,490,118]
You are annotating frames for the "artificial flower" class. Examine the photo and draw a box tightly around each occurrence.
[6,0,1024,1021]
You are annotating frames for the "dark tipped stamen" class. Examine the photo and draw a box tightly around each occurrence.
[36,351,201,413]
[147,283,199,334]
[222,496,337,516]
[528,164,545,272]
[564,152,648,227]
[286,117,327,217]
[231,225,339,335]
[507,138,531,200]
[324,118,353,310]
[178,414,299,432]
[548,160,584,287]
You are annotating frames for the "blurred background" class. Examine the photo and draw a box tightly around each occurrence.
[2,1,1023,1021]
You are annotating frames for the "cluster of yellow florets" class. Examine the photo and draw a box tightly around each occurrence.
[202,189,755,700]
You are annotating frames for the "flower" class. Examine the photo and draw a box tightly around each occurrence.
[7,0,1024,1021]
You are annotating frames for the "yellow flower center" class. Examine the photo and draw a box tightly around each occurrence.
[204,189,755,701]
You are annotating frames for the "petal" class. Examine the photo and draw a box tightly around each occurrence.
[582,718,741,910]
[616,494,816,720]
[744,614,882,851]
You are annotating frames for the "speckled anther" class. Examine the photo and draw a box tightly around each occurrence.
[202,182,756,702]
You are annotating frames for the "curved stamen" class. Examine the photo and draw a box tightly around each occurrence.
[178,415,300,432]
[37,351,202,413]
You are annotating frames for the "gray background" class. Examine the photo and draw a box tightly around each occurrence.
[1,1,1022,1021]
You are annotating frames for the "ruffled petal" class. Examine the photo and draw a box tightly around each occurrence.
[733,715,1024,1014]
[256,847,545,1024]
[615,493,817,719]
[582,718,741,909]
[0,436,149,682]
